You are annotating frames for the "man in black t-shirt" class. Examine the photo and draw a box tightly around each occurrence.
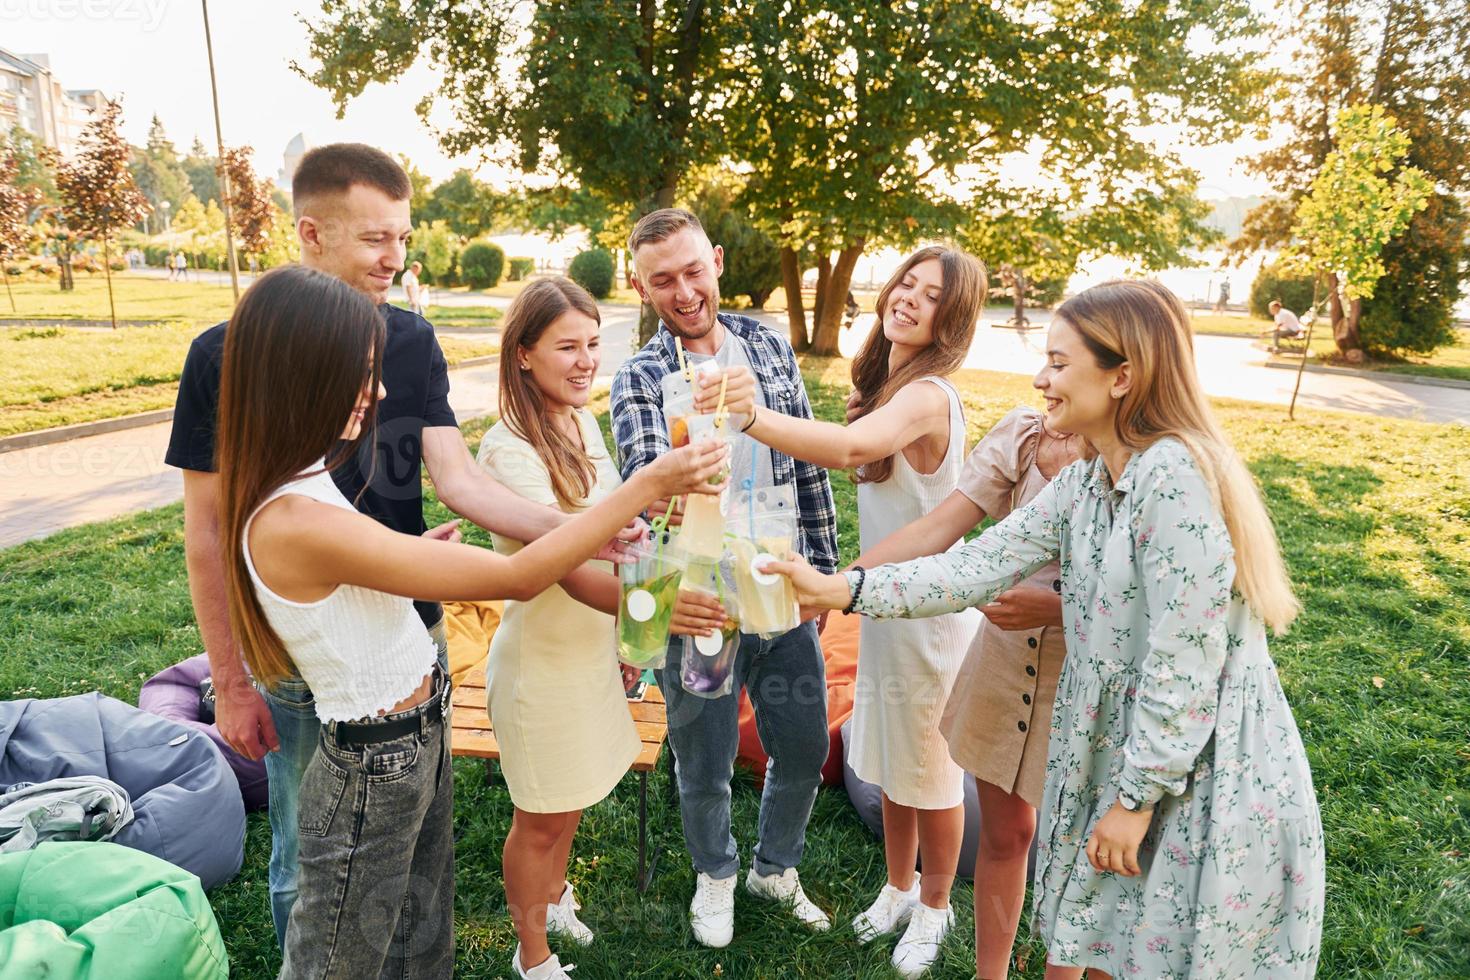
[166,143,628,948]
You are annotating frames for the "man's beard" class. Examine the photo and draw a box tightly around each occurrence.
[656,291,720,341]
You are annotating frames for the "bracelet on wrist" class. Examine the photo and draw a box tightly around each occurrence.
[739,410,757,434]
[843,566,866,615]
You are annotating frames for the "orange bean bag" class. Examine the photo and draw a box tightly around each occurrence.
[442,599,503,688]
[736,615,859,787]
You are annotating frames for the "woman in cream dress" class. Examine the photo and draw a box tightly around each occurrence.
[476,277,641,980]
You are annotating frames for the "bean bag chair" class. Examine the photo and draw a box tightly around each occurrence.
[138,656,268,812]
[443,599,503,688]
[0,840,228,979]
[736,614,860,788]
[840,717,1037,881]
[0,694,245,890]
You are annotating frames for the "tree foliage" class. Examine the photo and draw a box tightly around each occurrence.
[419,169,504,238]
[5,125,57,205]
[1282,105,1430,355]
[52,100,149,318]
[300,0,728,342]
[0,146,40,309]
[128,116,193,234]
[1249,261,1318,320]
[1235,0,1470,356]
[408,219,459,285]
[726,0,1269,352]
[690,178,782,309]
[218,146,277,258]
[181,136,220,207]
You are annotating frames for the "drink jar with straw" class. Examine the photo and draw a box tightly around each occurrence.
[677,556,742,699]
[668,351,733,561]
[616,504,687,669]
[726,484,802,639]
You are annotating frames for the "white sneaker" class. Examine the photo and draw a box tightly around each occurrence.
[545,882,594,946]
[851,880,920,943]
[744,867,831,931]
[513,945,576,979]
[690,871,737,948]
[890,902,954,978]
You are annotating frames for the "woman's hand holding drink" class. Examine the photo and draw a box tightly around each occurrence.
[761,552,853,612]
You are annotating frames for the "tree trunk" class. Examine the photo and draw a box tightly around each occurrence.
[809,243,864,355]
[1327,273,1363,358]
[3,267,14,312]
[780,246,808,352]
[1011,268,1029,326]
[102,232,118,329]
[813,253,831,335]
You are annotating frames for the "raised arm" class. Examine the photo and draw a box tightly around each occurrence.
[259,440,728,605]
[424,426,567,541]
[739,376,952,471]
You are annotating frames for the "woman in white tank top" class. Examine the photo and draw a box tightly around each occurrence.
[714,246,988,977]
[214,266,731,979]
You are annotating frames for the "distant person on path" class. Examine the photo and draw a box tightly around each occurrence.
[176,251,190,282]
[167,251,178,280]
[403,259,424,315]
[213,265,724,979]
[166,143,646,953]
[1267,299,1305,350]
[1213,277,1231,313]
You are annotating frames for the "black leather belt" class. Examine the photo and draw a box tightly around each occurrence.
[330,667,450,747]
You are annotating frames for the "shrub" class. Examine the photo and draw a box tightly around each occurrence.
[568,248,615,299]
[508,256,535,281]
[1249,262,1317,319]
[1359,195,1464,356]
[459,240,506,289]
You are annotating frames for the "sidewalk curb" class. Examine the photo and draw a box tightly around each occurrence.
[0,355,501,456]
[1260,359,1470,390]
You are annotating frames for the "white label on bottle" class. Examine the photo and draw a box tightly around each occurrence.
[625,588,656,623]
[750,554,779,586]
[695,632,723,657]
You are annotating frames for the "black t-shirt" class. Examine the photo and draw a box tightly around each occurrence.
[165,304,458,628]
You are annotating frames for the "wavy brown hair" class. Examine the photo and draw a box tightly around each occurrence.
[217,265,386,684]
[851,244,987,484]
[498,276,602,508]
[1057,279,1299,634]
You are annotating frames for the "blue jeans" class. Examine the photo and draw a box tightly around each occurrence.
[263,618,448,948]
[657,620,828,880]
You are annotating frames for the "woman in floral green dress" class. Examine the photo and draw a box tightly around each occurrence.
[771,280,1325,978]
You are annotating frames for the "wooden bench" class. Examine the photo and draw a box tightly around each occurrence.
[450,661,673,892]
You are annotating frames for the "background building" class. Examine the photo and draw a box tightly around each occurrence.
[0,47,105,158]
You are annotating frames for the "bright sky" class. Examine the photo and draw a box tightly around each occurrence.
[3,0,1283,198]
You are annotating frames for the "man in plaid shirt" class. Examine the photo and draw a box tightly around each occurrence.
[611,209,837,948]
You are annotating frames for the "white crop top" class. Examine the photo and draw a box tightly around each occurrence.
[243,464,437,723]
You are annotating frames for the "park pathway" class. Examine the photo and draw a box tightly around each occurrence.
[1,305,1463,551]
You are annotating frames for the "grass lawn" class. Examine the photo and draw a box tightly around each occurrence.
[0,274,239,324]
[1191,313,1470,384]
[0,324,498,438]
[425,304,505,330]
[2,364,1467,977]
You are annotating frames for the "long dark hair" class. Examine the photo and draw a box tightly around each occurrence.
[217,264,386,683]
[851,244,987,484]
[497,276,603,508]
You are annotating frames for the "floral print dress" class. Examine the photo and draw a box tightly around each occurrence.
[851,437,1325,977]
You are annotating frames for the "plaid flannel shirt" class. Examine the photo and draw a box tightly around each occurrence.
[610,313,838,574]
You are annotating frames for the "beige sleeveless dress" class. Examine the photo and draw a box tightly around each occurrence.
[849,377,981,809]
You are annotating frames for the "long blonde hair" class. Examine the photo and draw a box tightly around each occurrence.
[498,277,601,508]
[851,244,987,484]
[1057,279,1299,634]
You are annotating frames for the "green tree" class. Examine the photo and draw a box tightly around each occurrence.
[690,178,781,309]
[399,154,434,220]
[420,170,503,238]
[1283,105,1431,358]
[729,0,1269,353]
[299,0,729,344]
[407,219,459,285]
[181,136,220,206]
[4,126,56,204]
[53,100,150,321]
[128,115,193,234]
[1236,0,1470,356]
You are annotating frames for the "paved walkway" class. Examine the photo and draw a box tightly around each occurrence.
[1,305,1463,551]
